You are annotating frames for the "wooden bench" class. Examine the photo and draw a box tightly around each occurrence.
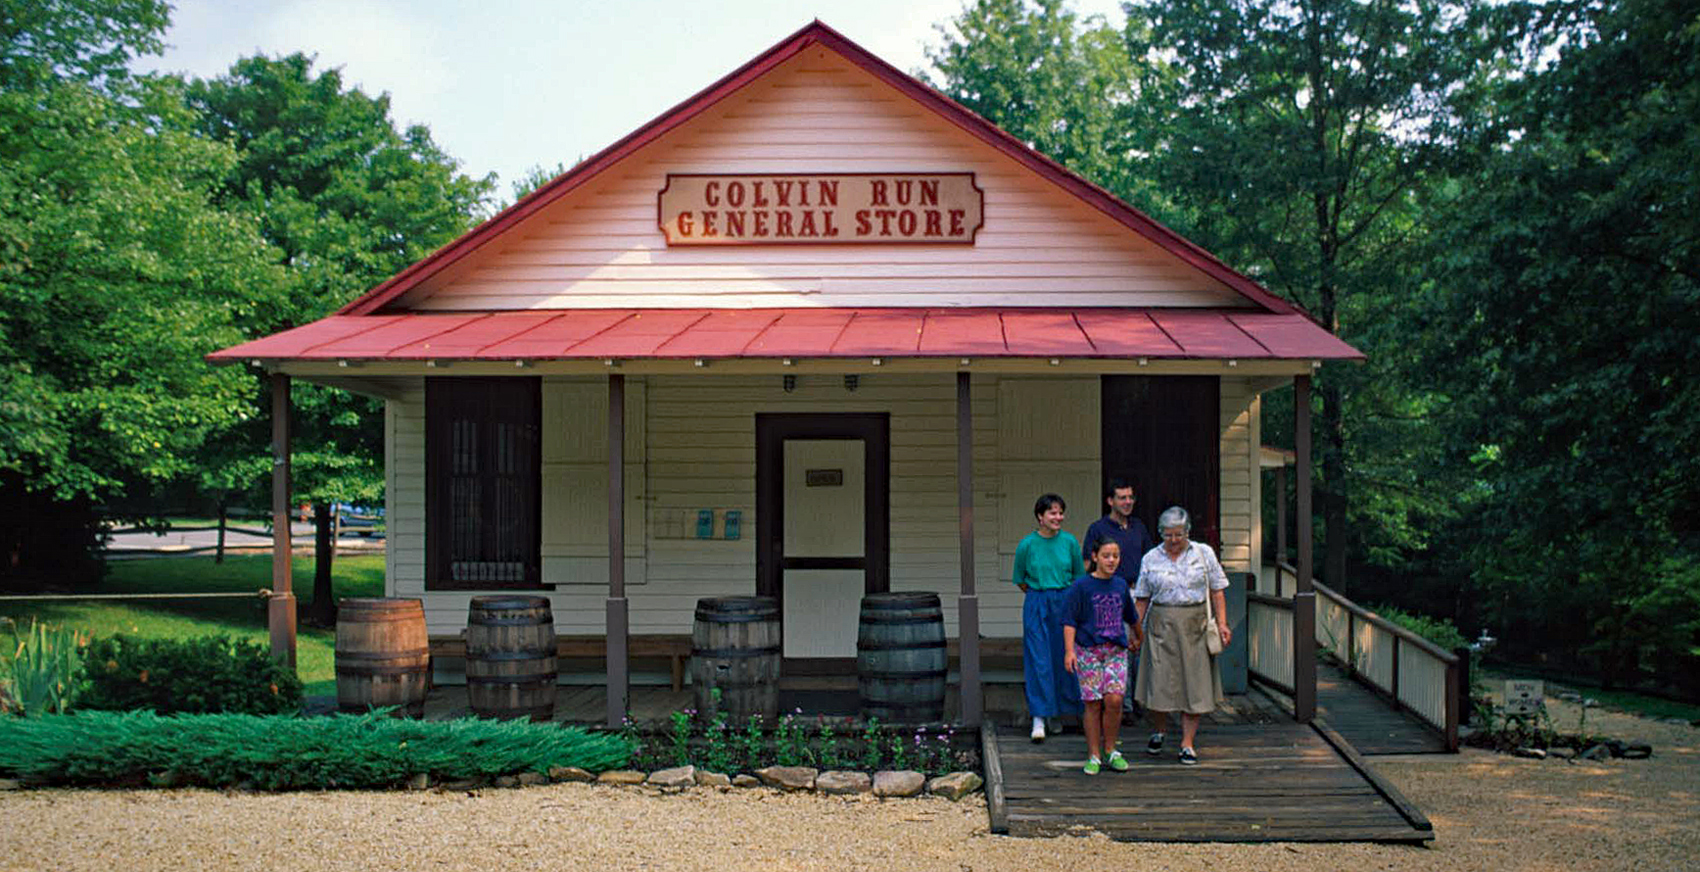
[428,635,1028,693]
[430,634,695,691]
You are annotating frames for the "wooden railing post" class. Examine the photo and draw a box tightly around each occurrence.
[956,372,983,728]
[1454,645,1472,726]
[1390,635,1402,710]
[1345,609,1355,678]
[606,373,629,729]
[1445,649,1463,751]
[268,373,296,669]
[1293,375,1316,722]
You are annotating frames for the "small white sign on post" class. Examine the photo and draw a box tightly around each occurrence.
[1504,679,1545,716]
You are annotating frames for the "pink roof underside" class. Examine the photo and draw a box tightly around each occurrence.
[206,309,1365,363]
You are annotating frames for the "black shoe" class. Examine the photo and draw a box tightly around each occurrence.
[1146,732,1165,755]
[1179,747,1198,765]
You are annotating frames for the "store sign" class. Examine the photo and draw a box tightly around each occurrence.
[658,173,983,245]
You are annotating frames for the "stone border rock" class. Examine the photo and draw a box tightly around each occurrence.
[0,765,984,799]
[568,764,981,801]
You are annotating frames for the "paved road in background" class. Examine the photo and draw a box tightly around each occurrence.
[104,522,384,557]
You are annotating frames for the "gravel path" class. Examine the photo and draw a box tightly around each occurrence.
[3,700,1693,872]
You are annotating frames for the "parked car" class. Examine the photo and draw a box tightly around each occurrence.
[334,503,385,537]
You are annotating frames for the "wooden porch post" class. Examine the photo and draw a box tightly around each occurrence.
[1293,375,1317,722]
[268,374,297,668]
[956,372,983,728]
[1274,465,1287,596]
[606,373,630,728]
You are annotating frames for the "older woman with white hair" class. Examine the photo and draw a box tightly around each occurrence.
[1132,505,1232,764]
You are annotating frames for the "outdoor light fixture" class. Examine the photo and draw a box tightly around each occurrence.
[514,360,528,368]
[783,374,797,393]
[870,358,883,366]
[782,358,794,366]
[1138,357,1149,366]
[694,359,706,367]
[960,358,971,366]
[844,374,859,392]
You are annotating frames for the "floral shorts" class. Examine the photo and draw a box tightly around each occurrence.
[1075,643,1130,701]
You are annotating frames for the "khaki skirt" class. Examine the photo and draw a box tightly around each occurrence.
[1135,602,1223,715]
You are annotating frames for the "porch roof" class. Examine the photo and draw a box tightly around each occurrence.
[208,307,1364,364]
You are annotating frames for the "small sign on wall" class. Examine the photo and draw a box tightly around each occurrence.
[805,468,844,487]
[1504,679,1545,716]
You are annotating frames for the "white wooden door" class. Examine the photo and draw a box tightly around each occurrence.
[781,439,865,658]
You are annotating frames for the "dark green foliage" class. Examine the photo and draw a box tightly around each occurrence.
[1371,606,1470,653]
[622,713,974,777]
[0,4,286,580]
[80,635,303,715]
[0,710,634,789]
[1418,0,1700,695]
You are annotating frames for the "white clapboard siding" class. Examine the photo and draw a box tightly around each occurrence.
[387,372,1263,638]
[400,50,1247,311]
[1218,378,1260,576]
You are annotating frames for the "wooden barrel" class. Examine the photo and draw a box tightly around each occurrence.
[857,592,947,723]
[690,596,780,722]
[336,598,429,717]
[466,595,557,721]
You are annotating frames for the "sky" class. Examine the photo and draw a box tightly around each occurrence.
[139,0,1126,199]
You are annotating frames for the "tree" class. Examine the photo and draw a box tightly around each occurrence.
[185,53,494,622]
[0,3,287,579]
[1116,0,1520,590]
[0,0,169,90]
[923,0,1146,203]
[1420,0,1700,691]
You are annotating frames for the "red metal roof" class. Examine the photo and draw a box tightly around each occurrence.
[331,21,1303,319]
[208,309,1363,363]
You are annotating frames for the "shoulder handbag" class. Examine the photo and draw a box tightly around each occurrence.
[1199,545,1225,656]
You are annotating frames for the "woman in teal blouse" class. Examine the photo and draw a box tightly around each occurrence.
[1013,493,1083,741]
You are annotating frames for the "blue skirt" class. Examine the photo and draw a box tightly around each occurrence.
[1022,588,1083,717]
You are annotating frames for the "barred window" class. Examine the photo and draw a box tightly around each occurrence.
[426,377,541,589]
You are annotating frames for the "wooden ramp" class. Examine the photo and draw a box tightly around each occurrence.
[984,717,1433,843]
[1315,664,1449,755]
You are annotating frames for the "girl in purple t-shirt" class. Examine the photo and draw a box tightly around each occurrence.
[1063,539,1143,774]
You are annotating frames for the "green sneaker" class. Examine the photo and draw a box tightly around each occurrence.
[1082,757,1102,775]
[1106,750,1130,772]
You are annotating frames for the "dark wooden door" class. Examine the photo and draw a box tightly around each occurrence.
[1101,376,1220,549]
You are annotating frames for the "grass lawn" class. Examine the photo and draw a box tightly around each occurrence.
[0,554,385,697]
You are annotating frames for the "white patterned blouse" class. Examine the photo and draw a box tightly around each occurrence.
[1132,542,1230,605]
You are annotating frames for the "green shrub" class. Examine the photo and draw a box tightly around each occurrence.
[1372,605,1470,652]
[0,618,89,716]
[80,635,302,715]
[0,710,634,789]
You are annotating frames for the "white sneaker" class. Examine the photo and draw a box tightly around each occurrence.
[1030,717,1046,743]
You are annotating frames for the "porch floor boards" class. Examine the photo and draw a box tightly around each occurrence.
[1315,664,1450,754]
[1252,663,1450,755]
[989,713,1433,842]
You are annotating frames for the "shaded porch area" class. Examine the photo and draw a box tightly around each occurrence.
[984,686,1434,843]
